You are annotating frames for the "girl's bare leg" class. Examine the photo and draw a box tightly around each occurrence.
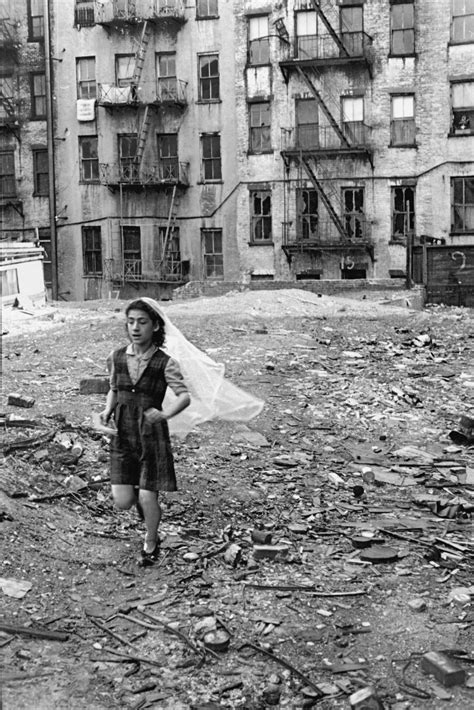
[111,484,136,510]
[138,489,162,553]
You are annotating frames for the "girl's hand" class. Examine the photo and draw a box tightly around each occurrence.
[99,410,111,425]
[144,407,166,424]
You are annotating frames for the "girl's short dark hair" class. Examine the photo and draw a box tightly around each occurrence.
[125,299,166,347]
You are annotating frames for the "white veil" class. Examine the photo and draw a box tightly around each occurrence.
[138,297,264,438]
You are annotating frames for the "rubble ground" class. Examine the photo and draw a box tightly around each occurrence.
[1,289,473,710]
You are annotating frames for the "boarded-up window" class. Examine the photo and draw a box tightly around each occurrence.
[82,226,102,275]
[390,1,414,55]
[248,15,269,65]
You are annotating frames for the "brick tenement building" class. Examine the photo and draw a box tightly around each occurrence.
[4,1,474,300]
[0,0,52,289]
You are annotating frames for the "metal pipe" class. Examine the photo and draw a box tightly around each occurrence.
[43,0,58,300]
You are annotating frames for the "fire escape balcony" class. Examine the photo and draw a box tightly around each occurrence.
[280,31,373,79]
[0,19,20,64]
[99,161,190,188]
[97,83,139,107]
[282,218,373,255]
[95,0,186,27]
[154,78,188,108]
[281,124,372,160]
[117,256,184,283]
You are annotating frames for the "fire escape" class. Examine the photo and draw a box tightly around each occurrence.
[0,17,22,217]
[94,0,188,285]
[278,0,374,272]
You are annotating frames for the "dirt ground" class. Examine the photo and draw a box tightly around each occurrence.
[1,288,473,710]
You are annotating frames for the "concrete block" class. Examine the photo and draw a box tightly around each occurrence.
[420,651,466,687]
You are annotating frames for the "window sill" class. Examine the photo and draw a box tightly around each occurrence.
[196,99,222,105]
[247,150,274,156]
[79,180,100,185]
[33,193,48,198]
[449,130,473,137]
[448,39,474,47]
[450,232,474,237]
[248,241,274,247]
[246,62,272,69]
[388,143,417,149]
[389,239,407,246]
[388,53,416,59]
[196,15,219,20]
[197,180,223,185]
[83,274,103,278]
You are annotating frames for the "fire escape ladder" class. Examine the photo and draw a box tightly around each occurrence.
[132,20,151,87]
[158,185,180,277]
[309,0,350,57]
[295,65,351,149]
[0,89,15,119]
[300,155,347,239]
[134,104,152,166]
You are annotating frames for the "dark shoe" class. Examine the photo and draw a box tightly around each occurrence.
[139,541,160,567]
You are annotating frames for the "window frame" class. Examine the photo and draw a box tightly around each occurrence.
[156,52,178,101]
[198,53,220,102]
[74,0,95,27]
[202,228,224,279]
[451,176,474,234]
[342,186,365,240]
[122,226,142,277]
[249,101,272,153]
[158,226,182,278]
[450,79,474,134]
[31,72,46,119]
[82,226,102,276]
[79,135,99,183]
[27,0,44,41]
[33,148,48,196]
[296,188,318,241]
[389,0,415,57]
[390,94,416,147]
[201,133,222,182]
[391,185,415,243]
[248,15,270,66]
[76,57,96,100]
[0,149,16,197]
[451,0,474,44]
[250,189,272,244]
[115,54,135,88]
[196,0,218,19]
[157,133,179,180]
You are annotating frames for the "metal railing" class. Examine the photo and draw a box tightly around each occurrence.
[282,217,372,246]
[99,161,189,186]
[281,123,371,151]
[95,0,185,23]
[281,31,373,62]
[97,83,137,105]
[119,257,184,282]
[155,78,187,104]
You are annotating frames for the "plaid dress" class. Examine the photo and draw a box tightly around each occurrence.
[109,346,177,491]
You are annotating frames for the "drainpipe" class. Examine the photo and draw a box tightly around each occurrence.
[43,0,58,300]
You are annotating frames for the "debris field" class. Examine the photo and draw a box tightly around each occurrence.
[0,290,473,710]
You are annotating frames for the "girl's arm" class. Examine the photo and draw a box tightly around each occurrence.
[100,389,118,424]
[145,392,190,424]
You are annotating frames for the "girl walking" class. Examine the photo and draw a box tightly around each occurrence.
[100,298,190,565]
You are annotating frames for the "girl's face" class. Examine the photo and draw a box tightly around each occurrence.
[126,308,158,348]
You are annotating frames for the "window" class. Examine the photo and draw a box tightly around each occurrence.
[250,190,272,243]
[79,136,99,181]
[201,134,221,181]
[296,99,318,149]
[452,0,474,43]
[82,226,102,275]
[33,149,48,195]
[158,226,181,279]
[340,5,364,56]
[119,134,138,181]
[123,226,141,277]
[202,228,223,279]
[391,186,415,242]
[342,187,365,239]
[75,0,95,27]
[0,75,14,119]
[116,55,135,87]
[296,11,317,59]
[297,188,318,240]
[342,96,365,144]
[0,150,15,197]
[451,81,474,133]
[391,95,415,146]
[27,0,44,41]
[248,16,269,65]
[249,102,271,152]
[157,134,179,180]
[76,58,96,99]
[198,54,219,101]
[452,177,474,233]
[156,53,177,101]
[390,1,414,55]
[31,73,46,118]
[196,0,218,18]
